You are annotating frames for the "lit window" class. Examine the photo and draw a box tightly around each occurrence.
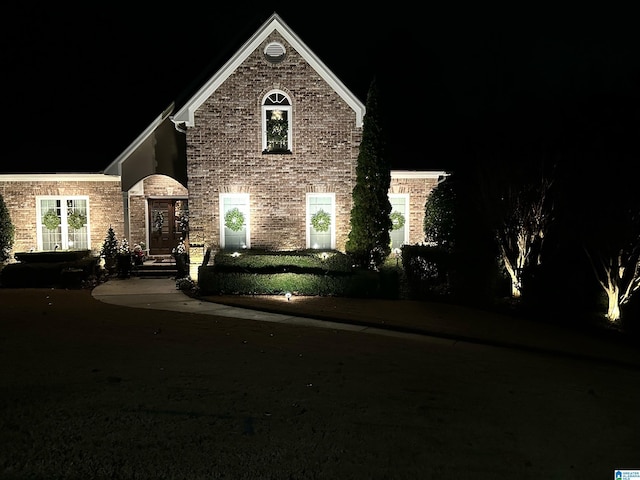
[389,194,409,249]
[262,91,292,153]
[37,196,89,251]
[220,193,250,250]
[306,193,335,249]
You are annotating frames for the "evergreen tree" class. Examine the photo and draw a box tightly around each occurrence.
[0,193,15,262]
[424,178,456,250]
[100,225,118,259]
[346,77,392,269]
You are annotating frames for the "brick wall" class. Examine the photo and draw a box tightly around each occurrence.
[389,176,441,245]
[186,32,359,252]
[0,175,123,257]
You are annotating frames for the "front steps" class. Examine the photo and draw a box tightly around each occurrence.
[133,256,178,278]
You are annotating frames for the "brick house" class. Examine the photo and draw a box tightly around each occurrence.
[0,13,446,279]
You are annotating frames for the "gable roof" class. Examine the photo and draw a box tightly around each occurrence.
[105,12,367,178]
[170,12,366,129]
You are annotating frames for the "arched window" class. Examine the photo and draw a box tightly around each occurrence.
[262,91,291,153]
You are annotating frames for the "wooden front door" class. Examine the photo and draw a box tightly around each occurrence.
[149,199,186,255]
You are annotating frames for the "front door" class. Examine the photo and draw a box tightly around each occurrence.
[149,199,187,255]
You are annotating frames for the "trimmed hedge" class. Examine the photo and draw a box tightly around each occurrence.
[197,249,401,299]
[0,254,101,288]
[213,249,353,272]
[14,250,93,263]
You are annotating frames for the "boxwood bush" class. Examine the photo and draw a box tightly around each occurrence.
[0,253,101,288]
[198,249,400,299]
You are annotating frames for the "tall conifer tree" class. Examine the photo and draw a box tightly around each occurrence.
[0,193,15,262]
[346,77,392,269]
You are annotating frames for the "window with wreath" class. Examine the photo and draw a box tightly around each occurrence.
[262,91,291,153]
[220,194,250,249]
[307,193,335,249]
[388,194,409,250]
[37,196,89,251]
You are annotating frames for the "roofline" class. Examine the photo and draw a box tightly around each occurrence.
[102,102,175,176]
[0,174,120,182]
[170,12,366,129]
[391,170,450,179]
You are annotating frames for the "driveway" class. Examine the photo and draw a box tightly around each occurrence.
[1,285,639,479]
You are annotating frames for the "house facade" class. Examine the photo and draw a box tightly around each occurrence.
[0,13,446,280]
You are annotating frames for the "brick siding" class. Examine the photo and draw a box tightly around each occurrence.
[0,175,123,257]
[186,32,359,253]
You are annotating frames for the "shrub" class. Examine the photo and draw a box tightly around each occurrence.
[0,193,14,263]
[0,254,101,288]
[197,249,400,299]
[14,250,92,263]
[401,244,454,300]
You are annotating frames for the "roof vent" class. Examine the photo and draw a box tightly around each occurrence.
[264,42,286,63]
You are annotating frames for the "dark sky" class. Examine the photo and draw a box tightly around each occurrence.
[2,4,638,174]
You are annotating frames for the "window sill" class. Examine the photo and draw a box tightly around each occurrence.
[262,150,292,155]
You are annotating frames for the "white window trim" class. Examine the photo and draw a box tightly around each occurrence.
[219,193,251,250]
[388,193,410,247]
[36,195,91,251]
[261,90,292,152]
[306,192,336,249]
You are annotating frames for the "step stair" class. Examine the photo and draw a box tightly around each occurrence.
[133,256,178,278]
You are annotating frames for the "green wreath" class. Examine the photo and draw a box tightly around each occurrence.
[224,207,245,232]
[311,209,331,232]
[43,209,61,230]
[390,211,405,231]
[67,211,86,230]
[153,210,164,233]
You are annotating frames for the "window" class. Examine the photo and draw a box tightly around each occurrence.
[37,196,89,251]
[307,193,335,249]
[262,91,291,153]
[389,194,409,250]
[220,194,250,249]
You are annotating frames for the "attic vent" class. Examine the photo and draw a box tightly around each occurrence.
[264,42,286,63]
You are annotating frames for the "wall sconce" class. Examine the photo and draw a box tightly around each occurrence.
[285,291,292,301]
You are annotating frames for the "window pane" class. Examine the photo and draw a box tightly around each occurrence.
[389,197,407,249]
[266,109,288,152]
[222,197,248,249]
[309,196,332,249]
[39,197,89,251]
[66,199,88,250]
[41,199,62,251]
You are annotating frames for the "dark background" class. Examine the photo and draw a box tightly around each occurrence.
[2,4,638,174]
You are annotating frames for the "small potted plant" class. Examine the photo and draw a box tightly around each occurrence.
[116,238,132,278]
[172,238,189,279]
[100,226,119,275]
[132,243,145,266]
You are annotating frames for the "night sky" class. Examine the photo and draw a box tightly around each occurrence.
[2,4,638,174]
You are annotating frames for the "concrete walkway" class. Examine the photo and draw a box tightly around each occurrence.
[92,277,640,370]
